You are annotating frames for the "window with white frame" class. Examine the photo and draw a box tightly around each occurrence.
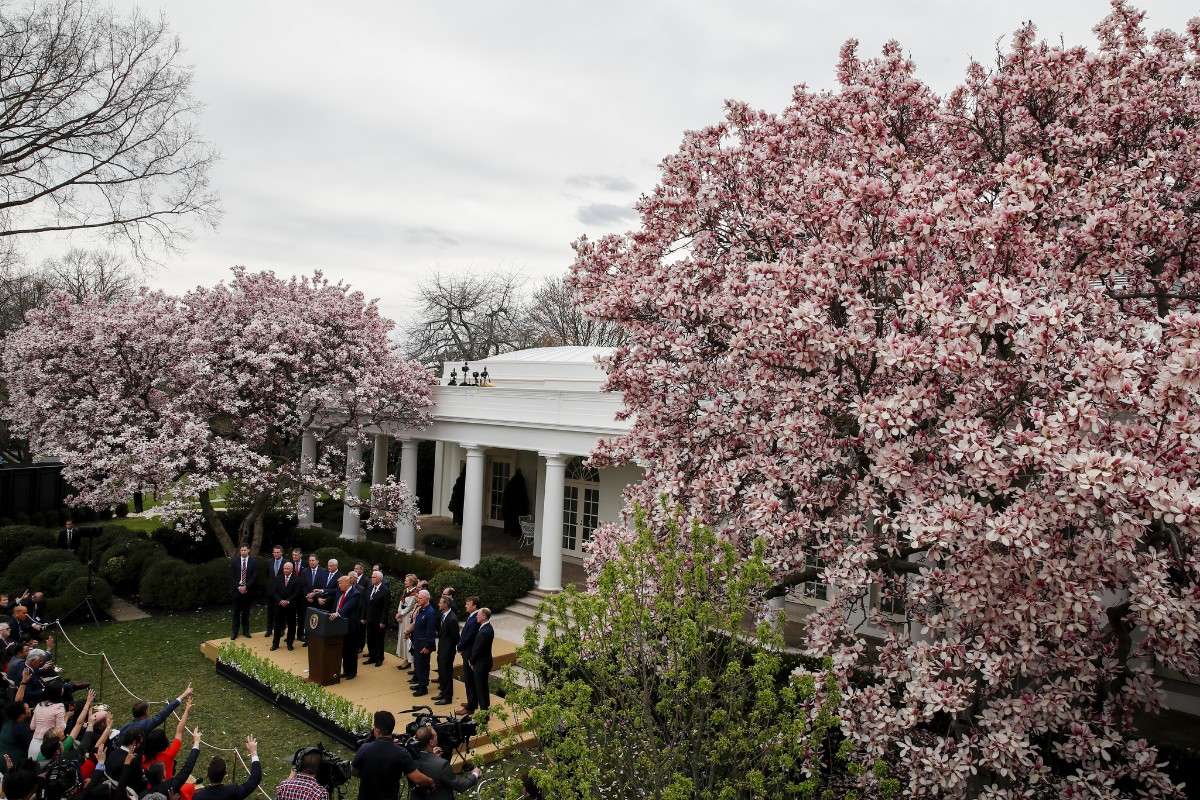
[562,457,599,552]
[488,459,511,524]
[802,552,827,602]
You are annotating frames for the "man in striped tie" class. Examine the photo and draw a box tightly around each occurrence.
[228,544,258,639]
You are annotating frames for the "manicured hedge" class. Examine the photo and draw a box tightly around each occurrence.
[3,547,79,594]
[471,555,536,608]
[428,570,493,609]
[51,575,114,621]
[98,538,168,594]
[0,526,56,566]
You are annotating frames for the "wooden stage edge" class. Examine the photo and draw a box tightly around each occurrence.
[200,632,533,767]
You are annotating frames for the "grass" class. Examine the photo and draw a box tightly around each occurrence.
[96,517,162,533]
[53,607,355,791]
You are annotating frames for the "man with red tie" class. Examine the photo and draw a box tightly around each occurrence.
[327,575,360,680]
[228,545,258,640]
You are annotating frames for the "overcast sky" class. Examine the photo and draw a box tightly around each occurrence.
[48,1,1199,325]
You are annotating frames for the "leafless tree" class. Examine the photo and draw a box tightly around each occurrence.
[528,275,627,347]
[402,269,538,367]
[39,248,141,302]
[0,0,220,259]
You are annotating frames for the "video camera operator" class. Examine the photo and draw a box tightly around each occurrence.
[411,726,480,800]
[275,749,328,800]
[350,711,432,799]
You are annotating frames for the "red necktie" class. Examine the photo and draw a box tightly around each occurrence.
[337,593,345,611]
[285,576,290,586]
[240,559,247,585]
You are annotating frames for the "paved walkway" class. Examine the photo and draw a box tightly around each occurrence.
[107,596,150,621]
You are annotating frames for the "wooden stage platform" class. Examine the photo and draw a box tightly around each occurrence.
[199,630,528,766]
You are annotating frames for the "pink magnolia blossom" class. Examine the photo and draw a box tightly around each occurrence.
[2,267,432,555]
[572,4,1198,796]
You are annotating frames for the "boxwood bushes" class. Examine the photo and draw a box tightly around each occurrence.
[0,519,536,617]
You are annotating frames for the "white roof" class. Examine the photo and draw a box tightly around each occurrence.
[441,346,614,389]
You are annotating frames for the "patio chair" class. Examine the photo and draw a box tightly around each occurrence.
[518,514,535,548]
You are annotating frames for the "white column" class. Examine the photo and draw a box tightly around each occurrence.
[341,438,363,540]
[372,434,389,486]
[395,438,419,552]
[460,444,486,568]
[538,452,567,591]
[766,596,786,638]
[298,430,316,528]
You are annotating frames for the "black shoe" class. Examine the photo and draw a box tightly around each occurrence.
[374,662,382,667]
[412,689,427,696]
[435,698,453,706]
[344,674,357,681]
[231,633,238,640]
[302,641,308,647]
[242,632,252,638]
[287,644,294,651]
[270,644,279,651]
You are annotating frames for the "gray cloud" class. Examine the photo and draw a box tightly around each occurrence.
[576,203,638,227]
[401,226,459,247]
[567,174,638,193]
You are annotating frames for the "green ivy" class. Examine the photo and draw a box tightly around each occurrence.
[216,642,371,735]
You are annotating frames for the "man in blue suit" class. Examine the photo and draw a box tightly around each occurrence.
[469,608,495,713]
[228,545,257,639]
[455,596,481,713]
[317,559,343,608]
[407,590,436,696]
[327,575,360,680]
[299,554,327,645]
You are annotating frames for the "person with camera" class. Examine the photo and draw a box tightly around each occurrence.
[411,726,480,800]
[275,749,328,800]
[350,711,432,799]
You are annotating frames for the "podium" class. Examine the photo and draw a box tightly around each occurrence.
[305,608,347,685]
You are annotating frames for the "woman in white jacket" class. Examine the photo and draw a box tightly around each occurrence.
[394,573,418,669]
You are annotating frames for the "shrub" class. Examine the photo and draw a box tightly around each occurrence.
[139,557,217,610]
[428,570,495,611]
[201,558,232,604]
[98,538,168,594]
[0,526,55,566]
[29,512,45,528]
[13,512,29,526]
[471,555,535,608]
[56,509,70,525]
[150,525,224,563]
[2,547,78,595]
[34,561,87,596]
[97,506,114,520]
[114,503,129,518]
[50,575,113,621]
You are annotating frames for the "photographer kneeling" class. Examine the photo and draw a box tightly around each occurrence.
[412,726,480,800]
[350,712,432,799]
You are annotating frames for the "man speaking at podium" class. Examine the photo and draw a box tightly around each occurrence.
[327,575,360,680]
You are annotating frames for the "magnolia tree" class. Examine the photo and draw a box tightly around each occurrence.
[1,268,432,555]
[572,4,1199,797]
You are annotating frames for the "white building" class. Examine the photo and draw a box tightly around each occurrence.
[301,346,643,591]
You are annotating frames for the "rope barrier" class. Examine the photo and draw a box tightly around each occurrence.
[52,621,278,799]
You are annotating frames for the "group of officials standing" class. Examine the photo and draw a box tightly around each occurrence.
[227,546,495,713]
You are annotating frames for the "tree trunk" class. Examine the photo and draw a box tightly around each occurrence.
[239,493,273,555]
[199,489,237,556]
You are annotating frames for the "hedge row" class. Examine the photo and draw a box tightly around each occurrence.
[2,519,536,617]
[0,529,116,621]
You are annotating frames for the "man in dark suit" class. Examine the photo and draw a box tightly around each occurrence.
[413,725,481,798]
[269,562,303,651]
[24,593,47,626]
[299,554,327,645]
[327,576,360,680]
[468,608,494,713]
[455,597,480,714]
[361,571,391,668]
[432,595,459,706]
[317,559,342,609]
[56,520,79,552]
[407,590,436,696]
[193,735,261,800]
[228,544,258,639]
[264,545,285,638]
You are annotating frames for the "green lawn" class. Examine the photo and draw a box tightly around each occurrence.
[53,607,355,791]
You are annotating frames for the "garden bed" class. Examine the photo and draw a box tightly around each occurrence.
[214,643,368,750]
